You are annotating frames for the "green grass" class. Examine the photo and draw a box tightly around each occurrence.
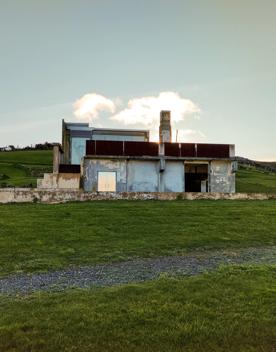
[236,166,276,193]
[0,265,275,351]
[0,150,52,187]
[0,150,52,165]
[0,201,275,276]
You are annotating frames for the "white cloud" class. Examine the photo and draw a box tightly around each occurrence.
[149,129,206,143]
[173,129,206,143]
[73,93,116,121]
[72,91,202,143]
[111,91,200,126]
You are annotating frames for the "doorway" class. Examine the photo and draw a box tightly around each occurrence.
[185,163,208,192]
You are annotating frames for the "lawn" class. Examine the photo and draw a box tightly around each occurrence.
[0,200,275,277]
[0,265,275,351]
[236,166,276,193]
[0,150,52,187]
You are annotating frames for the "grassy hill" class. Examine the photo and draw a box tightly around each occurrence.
[236,166,276,193]
[0,150,52,187]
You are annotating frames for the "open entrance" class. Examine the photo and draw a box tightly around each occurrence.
[185,163,208,192]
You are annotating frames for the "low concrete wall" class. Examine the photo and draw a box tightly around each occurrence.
[1,188,276,204]
[37,173,80,189]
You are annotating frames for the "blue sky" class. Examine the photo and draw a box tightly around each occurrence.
[0,0,275,160]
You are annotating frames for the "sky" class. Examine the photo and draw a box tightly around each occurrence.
[0,0,275,160]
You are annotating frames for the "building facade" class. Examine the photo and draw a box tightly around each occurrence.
[38,111,236,193]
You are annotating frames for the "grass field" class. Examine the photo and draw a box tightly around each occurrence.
[0,265,275,351]
[0,150,52,187]
[1,187,275,350]
[236,166,276,193]
[0,200,275,277]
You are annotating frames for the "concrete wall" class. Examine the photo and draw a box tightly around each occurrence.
[37,173,80,189]
[0,188,276,204]
[83,159,127,192]
[82,158,235,193]
[127,160,159,192]
[210,160,235,193]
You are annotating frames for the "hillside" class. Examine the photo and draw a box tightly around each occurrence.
[236,166,276,193]
[0,150,52,187]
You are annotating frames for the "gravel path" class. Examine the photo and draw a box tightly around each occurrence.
[1,246,275,295]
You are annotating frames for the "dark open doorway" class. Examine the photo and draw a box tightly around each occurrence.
[185,163,208,192]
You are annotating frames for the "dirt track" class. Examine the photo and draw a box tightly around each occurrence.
[1,246,275,295]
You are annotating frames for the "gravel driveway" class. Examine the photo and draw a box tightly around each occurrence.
[1,246,275,295]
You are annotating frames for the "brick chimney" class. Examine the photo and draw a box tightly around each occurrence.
[159,110,172,143]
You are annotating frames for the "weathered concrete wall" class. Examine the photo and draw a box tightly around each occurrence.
[83,159,127,192]
[83,159,160,192]
[0,188,276,204]
[82,158,235,193]
[37,173,80,189]
[127,160,159,192]
[160,161,185,192]
[210,160,235,193]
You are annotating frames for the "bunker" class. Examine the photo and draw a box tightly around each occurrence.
[38,111,236,193]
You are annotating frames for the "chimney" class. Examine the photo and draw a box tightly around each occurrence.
[159,110,172,143]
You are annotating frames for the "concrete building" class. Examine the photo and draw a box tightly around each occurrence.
[38,111,236,193]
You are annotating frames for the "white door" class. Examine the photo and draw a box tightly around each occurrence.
[98,172,116,192]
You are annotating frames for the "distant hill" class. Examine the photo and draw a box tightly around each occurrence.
[0,150,52,188]
[236,156,276,173]
[258,161,276,170]
[235,156,276,193]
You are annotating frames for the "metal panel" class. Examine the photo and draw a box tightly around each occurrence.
[197,144,230,158]
[164,143,180,157]
[180,143,196,157]
[86,140,96,155]
[95,141,124,156]
[124,141,159,156]
[98,171,116,192]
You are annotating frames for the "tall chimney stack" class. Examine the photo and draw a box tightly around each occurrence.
[159,110,172,143]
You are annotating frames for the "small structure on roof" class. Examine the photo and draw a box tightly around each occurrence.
[37,111,236,193]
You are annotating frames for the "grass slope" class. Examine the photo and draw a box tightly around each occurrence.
[0,265,275,352]
[236,166,276,193]
[0,201,275,276]
[0,150,52,187]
